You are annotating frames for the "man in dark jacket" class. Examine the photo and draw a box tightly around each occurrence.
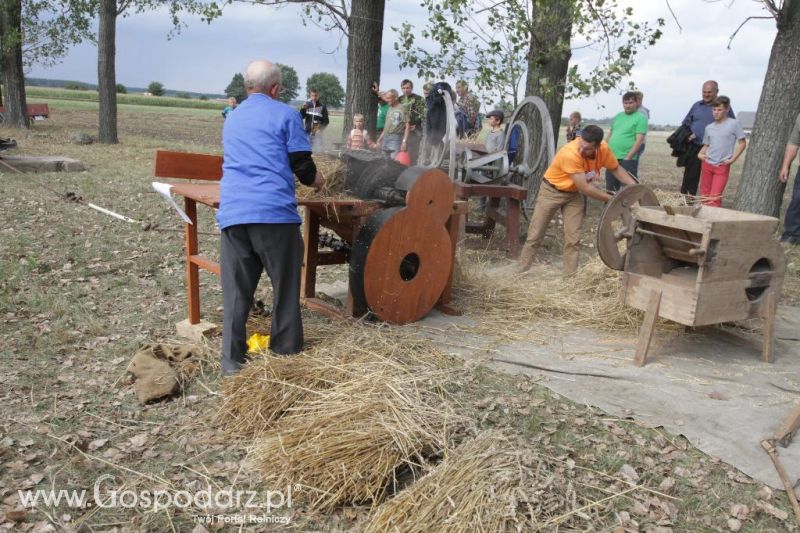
[300,88,329,151]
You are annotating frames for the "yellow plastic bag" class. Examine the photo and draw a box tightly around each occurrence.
[246,333,270,353]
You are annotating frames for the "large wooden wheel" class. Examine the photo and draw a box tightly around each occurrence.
[349,169,455,324]
[596,185,660,270]
[504,96,555,220]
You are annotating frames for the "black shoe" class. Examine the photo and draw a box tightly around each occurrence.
[780,236,799,245]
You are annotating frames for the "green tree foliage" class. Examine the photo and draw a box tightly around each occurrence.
[116,83,127,94]
[21,0,93,67]
[199,94,208,100]
[305,72,344,108]
[148,81,165,96]
[64,81,89,90]
[175,91,191,99]
[225,72,246,102]
[395,0,664,107]
[276,63,300,103]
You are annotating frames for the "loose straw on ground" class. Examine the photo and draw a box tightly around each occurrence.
[455,255,645,335]
[366,430,586,532]
[216,322,457,439]
[250,359,467,512]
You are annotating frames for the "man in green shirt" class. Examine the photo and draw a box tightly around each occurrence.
[606,91,648,191]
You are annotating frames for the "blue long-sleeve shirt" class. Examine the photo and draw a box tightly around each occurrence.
[682,100,735,146]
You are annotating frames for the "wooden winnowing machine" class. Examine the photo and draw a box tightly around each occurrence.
[596,185,786,366]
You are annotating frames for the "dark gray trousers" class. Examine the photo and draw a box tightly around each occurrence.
[220,223,304,376]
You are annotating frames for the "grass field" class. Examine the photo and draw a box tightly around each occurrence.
[26,85,227,110]
[0,102,797,531]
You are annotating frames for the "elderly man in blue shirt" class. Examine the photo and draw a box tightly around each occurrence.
[680,80,735,199]
[217,60,324,376]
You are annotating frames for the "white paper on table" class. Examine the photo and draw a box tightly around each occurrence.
[152,181,192,224]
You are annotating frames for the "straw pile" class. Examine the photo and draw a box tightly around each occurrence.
[296,154,350,199]
[366,431,581,532]
[455,255,644,333]
[250,359,467,512]
[216,322,457,439]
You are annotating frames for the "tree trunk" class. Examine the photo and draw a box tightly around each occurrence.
[0,0,28,128]
[343,0,385,140]
[97,0,118,144]
[525,0,574,145]
[734,3,800,216]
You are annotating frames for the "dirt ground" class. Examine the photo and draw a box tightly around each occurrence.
[1,103,798,532]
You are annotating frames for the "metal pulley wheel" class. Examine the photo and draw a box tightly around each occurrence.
[503,96,555,219]
[596,184,660,270]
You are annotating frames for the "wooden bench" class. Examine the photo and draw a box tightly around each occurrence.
[0,103,50,119]
[454,181,527,258]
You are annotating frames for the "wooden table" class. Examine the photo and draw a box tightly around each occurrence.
[169,183,466,324]
[454,181,527,258]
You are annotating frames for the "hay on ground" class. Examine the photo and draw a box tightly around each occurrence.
[216,323,457,439]
[366,431,580,532]
[250,361,467,512]
[456,255,644,333]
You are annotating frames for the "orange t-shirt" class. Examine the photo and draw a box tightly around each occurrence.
[544,139,619,192]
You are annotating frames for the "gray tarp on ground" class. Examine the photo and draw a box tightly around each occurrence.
[416,307,800,489]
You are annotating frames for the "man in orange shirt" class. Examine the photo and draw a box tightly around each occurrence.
[517,125,636,274]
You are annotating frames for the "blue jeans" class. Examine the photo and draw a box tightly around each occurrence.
[606,159,638,192]
[782,167,800,241]
[382,133,402,157]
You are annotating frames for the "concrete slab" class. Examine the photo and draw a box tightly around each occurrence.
[0,155,85,173]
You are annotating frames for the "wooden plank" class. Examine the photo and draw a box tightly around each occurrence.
[184,198,201,324]
[189,255,220,275]
[155,150,223,181]
[169,183,220,207]
[454,181,528,200]
[773,405,800,448]
[761,290,776,363]
[301,297,347,320]
[506,197,521,258]
[301,206,320,300]
[316,251,349,266]
[633,289,661,367]
[439,210,463,306]
[625,274,697,326]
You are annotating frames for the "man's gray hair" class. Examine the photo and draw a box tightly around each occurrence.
[244,60,282,93]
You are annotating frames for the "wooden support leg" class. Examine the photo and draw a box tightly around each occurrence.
[482,197,500,238]
[301,206,319,300]
[634,289,661,367]
[762,290,777,363]
[436,210,464,315]
[184,198,201,324]
[506,197,521,259]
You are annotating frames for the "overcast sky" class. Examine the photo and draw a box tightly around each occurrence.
[27,0,778,125]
